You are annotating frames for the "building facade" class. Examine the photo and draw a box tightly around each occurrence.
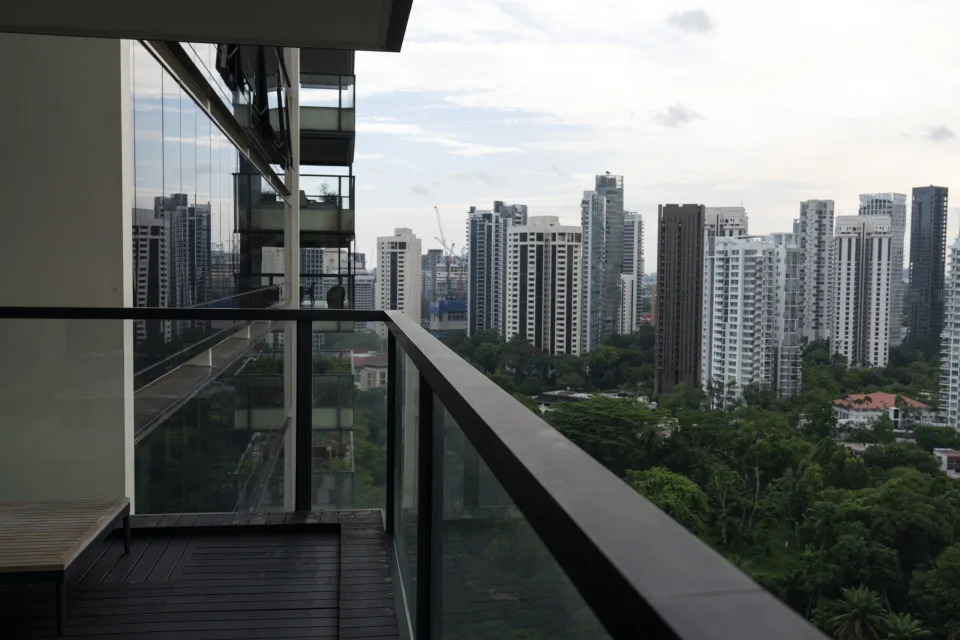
[796,200,834,342]
[909,186,949,341]
[622,212,644,332]
[466,202,527,337]
[769,232,804,398]
[859,193,907,346]
[940,237,960,428]
[701,207,749,383]
[581,173,625,352]
[617,274,636,336]
[832,215,893,367]
[701,236,776,407]
[375,228,421,323]
[505,216,582,355]
[655,204,705,395]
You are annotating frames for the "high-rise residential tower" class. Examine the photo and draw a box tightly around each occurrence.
[769,232,805,398]
[505,216,582,355]
[909,186,949,341]
[796,200,835,342]
[376,228,421,324]
[940,237,960,428]
[655,204,705,395]
[700,207,749,380]
[832,215,893,367]
[421,248,444,309]
[581,172,625,352]
[466,201,527,337]
[860,193,907,346]
[701,235,776,407]
[621,212,644,333]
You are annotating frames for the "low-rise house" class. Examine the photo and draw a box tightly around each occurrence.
[833,392,934,430]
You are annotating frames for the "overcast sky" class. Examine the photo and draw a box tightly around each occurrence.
[353,0,960,270]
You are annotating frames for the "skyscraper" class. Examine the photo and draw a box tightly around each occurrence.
[581,172,625,352]
[466,201,527,337]
[909,186,949,341]
[700,207,749,380]
[622,212,644,333]
[769,232,804,399]
[617,274,636,336]
[505,216,582,355]
[796,200,835,342]
[421,248,444,309]
[157,195,212,310]
[132,208,170,342]
[375,228,421,324]
[940,237,960,428]
[701,235,776,407]
[860,193,907,346]
[655,204,705,395]
[832,215,893,367]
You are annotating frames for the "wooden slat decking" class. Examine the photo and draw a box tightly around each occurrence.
[0,499,129,573]
[0,509,399,639]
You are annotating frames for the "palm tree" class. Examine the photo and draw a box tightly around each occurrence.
[882,613,931,640]
[826,586,886,640]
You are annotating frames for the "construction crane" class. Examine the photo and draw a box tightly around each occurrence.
[433,205,456,257]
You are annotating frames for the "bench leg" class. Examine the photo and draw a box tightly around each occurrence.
[123,514,131,554]
[56,581,66,635]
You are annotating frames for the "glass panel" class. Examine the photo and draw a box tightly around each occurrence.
[341,76,355,109]
[0,319,127,503]
[136,319,290,514]
[394,351,420,629]
[436,400,609,639]
[310,321,388,510]
[301,75,342,108]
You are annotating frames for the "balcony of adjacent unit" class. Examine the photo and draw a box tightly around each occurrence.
[297,49,356,167]
[0,306,827,640]
[235,171,355,241]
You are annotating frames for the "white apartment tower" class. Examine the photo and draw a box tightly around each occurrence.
[506,216,582,355]
[617,274,637,336]
[832,215,893,367]
[796,200,835,342]
[701,235,776,407]
[376,228,421,323]
[701,207,749,381]
[621,212,644,332]
[466,202,527,336]
[939,237,960,428]
[860,193,906,347]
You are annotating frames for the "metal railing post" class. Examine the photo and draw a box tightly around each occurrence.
[415,374,436,638]
[295,318,312,511]
[386,332,397,535]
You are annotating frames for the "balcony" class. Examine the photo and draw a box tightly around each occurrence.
[236,172,355,244]
[0,306,824,639]
[296,70,356,166]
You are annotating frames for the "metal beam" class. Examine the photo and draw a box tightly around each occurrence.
[0,1,410,52]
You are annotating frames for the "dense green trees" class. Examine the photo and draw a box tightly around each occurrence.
[541,390,957,639]
[442,328,959,637]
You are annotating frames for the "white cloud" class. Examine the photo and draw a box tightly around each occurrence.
[352,0,960,262]
[356,152,385,160]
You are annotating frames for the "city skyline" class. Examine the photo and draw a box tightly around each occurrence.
[351,0,960,265]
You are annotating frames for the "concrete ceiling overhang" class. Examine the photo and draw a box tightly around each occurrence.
[0,0,413,51]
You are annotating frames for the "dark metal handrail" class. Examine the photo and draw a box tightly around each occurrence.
[0,305,825,639]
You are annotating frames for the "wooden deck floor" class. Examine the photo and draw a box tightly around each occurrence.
[0,510,397,639]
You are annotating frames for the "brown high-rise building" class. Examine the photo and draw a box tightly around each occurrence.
[655,204,705,396]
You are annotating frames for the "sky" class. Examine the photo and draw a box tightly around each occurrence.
[353,0,960,270]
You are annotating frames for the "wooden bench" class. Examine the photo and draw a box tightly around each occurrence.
[0,498,131,635]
